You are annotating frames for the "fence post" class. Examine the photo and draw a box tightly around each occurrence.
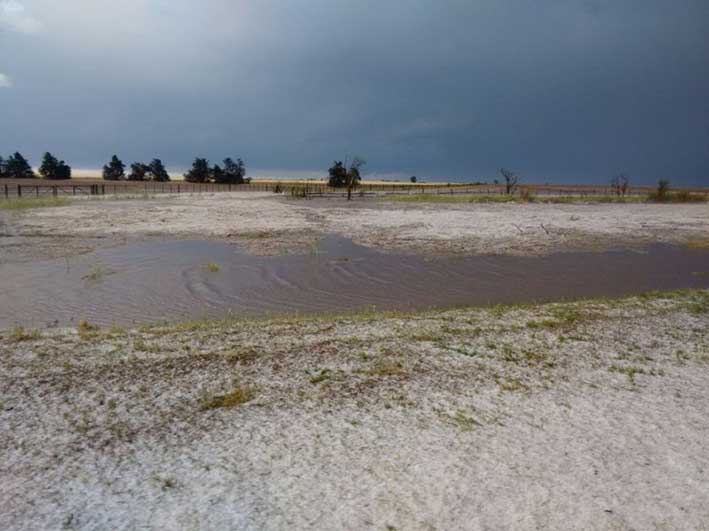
[53,186,57,197]
[4,184,7,199]
[17,185,22,197]
[36,185,39,198]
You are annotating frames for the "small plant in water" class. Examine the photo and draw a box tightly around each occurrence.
[206,262,220,273]
[82,262,112,282]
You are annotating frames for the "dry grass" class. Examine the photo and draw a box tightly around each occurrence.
[77,320,100,341]
[384,193,659,205]
[201,387,256,410]
[0,197,72,210]
[687,239,709,250]
[7,326,41,343]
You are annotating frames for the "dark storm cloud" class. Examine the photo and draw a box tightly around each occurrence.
[1,0,707,184]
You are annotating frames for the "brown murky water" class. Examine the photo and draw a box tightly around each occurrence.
[1,236,708,328]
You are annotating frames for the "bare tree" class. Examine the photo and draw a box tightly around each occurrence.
[610,174,629,197]
[499,168,519,195]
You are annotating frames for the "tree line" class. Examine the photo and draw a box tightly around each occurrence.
[0,152,72,180]
[183,157,246,184]
[102,156,170,182]
[104,155,247,184]
[0,151,248,184]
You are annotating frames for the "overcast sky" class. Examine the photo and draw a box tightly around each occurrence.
[1,0,707,184]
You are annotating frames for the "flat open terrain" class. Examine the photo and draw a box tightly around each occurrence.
[1,290,708,530]
[1,192,708,530]
[1,192,708,262]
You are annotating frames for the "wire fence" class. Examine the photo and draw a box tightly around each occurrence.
[2,179,707,200]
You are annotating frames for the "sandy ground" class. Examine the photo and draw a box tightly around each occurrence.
[1,193,708,262]
[0,290,707,530]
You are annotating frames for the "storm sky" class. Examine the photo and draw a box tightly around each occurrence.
[1,0,708,184]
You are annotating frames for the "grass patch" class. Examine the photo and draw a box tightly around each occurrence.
[7,326,41,343]
[647,191,708,203]
[132,338,162,353]
[385,194,517,204]
[410,331,442,342]
[526,319,562,330]
[497,377,528,392]
[225,348,259,364]
[366,360,405,377]
[608,364,645,383]
[453,410,480,432]
[201,387,256,410]
[0,197,72,210]
[309,369,333,384]
[206,262,220,273]
[91,193,157,202]
[77,320,100,341]
[687,239,709,250]
[384,193,652,205]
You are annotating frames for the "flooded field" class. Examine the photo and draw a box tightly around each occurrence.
[1,236,707,328]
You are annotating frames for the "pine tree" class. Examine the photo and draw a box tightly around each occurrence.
[223,157,246,184]
[103,155,126,181]
[39,152,59,179]
[184,158,210,183]
[211,164,226,183]
[56,160,72,180]
[38,152,70,180]
[127,162,149,181]
[148,159,170,182]
[5,152,35,179]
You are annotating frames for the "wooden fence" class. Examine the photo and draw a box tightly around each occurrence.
[2,180,708,200]
[0,180,477,199]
